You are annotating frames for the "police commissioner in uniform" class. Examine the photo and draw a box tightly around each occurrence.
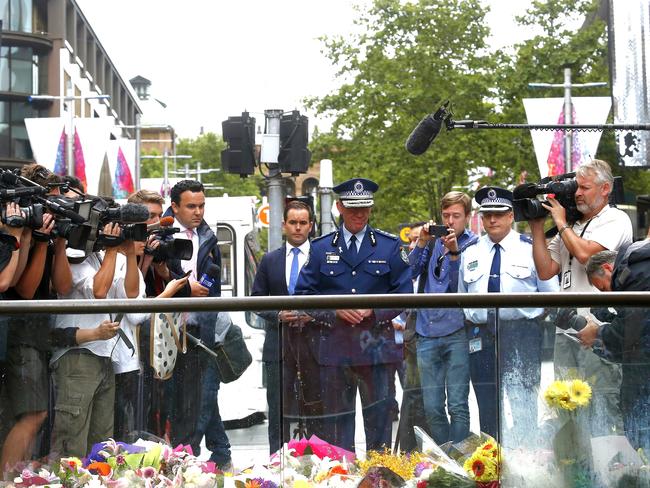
[294,178,412,453]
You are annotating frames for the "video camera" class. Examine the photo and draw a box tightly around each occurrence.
[512,172,624,223]
[145,224,193,262]
[0,168,150,253]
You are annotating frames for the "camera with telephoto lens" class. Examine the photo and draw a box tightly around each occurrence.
[145,226,193,262]
[555,307,615,331]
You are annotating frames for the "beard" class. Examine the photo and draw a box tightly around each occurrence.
[576,195,605,215]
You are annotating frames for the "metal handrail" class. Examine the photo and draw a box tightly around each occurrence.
[0,292,648,314]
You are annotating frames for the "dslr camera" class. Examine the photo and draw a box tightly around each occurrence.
[145,226,193,262]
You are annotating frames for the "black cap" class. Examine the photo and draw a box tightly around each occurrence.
[333,178,378,208]
[475,186,513,213]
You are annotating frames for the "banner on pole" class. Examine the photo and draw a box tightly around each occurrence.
[523,97,611,178]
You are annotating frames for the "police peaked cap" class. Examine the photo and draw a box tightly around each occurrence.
[333,178,378,208]
[475,186,513,213]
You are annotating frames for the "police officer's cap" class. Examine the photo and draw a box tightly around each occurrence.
[475,186,513,213]
[333,178,378,208]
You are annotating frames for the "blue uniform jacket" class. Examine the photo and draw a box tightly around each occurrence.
[294,225,412,366]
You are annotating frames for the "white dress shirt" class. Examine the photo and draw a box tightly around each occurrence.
[174,219,200,281]
[285,240,311,289]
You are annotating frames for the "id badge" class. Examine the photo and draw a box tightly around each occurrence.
[469,337,482,354]
[562,270,572,289]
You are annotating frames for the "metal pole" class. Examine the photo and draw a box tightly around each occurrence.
[265,109,285,252]
[319,159,335,235]
[135,113,141,190]
[163,150,169,198]
[563,67,573,171]
[197,161,202,183]
[184,162,189,179]
[67,84,74,178]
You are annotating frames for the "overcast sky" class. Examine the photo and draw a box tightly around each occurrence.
[76,0,534,138]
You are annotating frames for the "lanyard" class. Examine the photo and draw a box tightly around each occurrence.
[567,218,593,269]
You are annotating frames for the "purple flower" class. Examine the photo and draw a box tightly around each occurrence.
[260,481,278,488]
[414,462,433,477]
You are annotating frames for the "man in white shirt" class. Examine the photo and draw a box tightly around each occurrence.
[51,223,140,457]
[251,200,320,454]
[530,158,633,437]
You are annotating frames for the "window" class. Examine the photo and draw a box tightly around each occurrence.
[0,46,38,93]
[0,101,36,159]
[0,0,32,32]
[217,225,234,292]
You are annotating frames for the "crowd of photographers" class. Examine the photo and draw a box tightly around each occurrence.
[0,166,230,476]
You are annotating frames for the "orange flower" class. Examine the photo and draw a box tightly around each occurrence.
[329,465,348,476]
[244,480,261,488]
[87,462,111,476]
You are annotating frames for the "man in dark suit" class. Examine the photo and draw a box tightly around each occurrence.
[251,200,322,454]
[294,178,412,453]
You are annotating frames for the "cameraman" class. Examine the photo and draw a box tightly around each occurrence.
[579,245,650,452]
[0,164,71,474]
[529,159,632,436]
[50,222,141,457]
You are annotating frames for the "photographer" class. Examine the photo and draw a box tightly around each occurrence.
[408,191,477,445]
[0,164,71,474]
[50,222,141,457]
[579,245,650,452]
[529,159,632,437]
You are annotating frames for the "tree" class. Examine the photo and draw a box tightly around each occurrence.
[176,132,264,198]
[307,0,505,230]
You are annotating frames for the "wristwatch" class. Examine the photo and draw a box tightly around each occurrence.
[558,223,571,236]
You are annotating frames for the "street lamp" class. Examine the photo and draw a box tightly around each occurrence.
[28,93,111,178]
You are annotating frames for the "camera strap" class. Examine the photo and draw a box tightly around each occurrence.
[564,218,593,289]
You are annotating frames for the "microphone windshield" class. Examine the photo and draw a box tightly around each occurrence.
[147,215,175,231]
[118,203,151,223]
[205,262,221,279]
[405,114,441,155]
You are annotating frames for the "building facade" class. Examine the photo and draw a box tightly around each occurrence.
[0,0,140,168]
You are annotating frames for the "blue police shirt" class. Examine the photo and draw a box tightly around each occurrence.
[294,224,412,366]
[459,230,559,323]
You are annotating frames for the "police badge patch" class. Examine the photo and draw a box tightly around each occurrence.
[400,247,409,264]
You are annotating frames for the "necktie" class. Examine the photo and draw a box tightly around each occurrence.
[185,229,194,240]
[348,235,358,259]
[488,243,501,293]
[288,247,300,295]
[185,229,197,280]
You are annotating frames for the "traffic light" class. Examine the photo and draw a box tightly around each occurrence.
[221,112,256,177]
[278,111,311,176]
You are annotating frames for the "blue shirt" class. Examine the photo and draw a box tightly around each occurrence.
[409,229,477,337]
[459,230,560,323]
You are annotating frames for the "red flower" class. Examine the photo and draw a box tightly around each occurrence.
[472,459,486,478]
[417,480,429,488]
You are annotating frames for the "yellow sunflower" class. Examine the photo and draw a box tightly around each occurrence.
[463,452,499,482]
[544,380,570,408]
[568,379,592,407]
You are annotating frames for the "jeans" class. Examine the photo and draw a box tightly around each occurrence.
[195,358,231,467]
[416,328,470,444]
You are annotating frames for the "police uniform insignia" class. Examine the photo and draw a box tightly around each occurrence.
[468,260,478,271]
[487,188,497,200]
[400,247,409,264]
[331,231,340,246]
[369,230,377,246]
[354,180,364,192]
[326,252,340,264]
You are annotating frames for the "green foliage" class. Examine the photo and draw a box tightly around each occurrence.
[175,133,264,198]
[307,0,650,231]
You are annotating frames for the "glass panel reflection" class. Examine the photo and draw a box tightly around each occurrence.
[1,301,649,487]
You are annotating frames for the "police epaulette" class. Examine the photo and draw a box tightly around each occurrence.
[519,234,533,244]
[374,229,398,240]
[464,238,479,249]
[312,232,335,243]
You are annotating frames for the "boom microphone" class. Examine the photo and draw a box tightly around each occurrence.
[405,102,450,155]
[147,215,174,232]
